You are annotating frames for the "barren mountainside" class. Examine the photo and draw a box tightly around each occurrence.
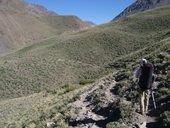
[112,0,170,21]
[0,0,90,53]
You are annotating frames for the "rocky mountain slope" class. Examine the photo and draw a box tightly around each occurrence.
[112,0,170,21]
[85,21,96,27]
[0,0,90,52]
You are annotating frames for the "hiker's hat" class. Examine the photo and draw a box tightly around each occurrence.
[142,58,147,64]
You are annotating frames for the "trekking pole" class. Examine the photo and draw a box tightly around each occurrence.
[151,90,156,110]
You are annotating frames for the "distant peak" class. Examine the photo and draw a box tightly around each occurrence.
[25,3,58,16]
[84,21,96,27]
[0,0,23,4]
[112,0,170,21]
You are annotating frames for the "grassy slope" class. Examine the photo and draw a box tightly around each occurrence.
[0,78,107,127]
[0,6,170,100]
[0,39,169,127]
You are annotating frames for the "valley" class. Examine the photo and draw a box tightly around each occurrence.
[0,0,169,128]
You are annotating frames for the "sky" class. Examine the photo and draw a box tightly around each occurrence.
[25,0,135,25]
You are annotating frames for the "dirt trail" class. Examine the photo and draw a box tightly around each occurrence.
[70,76,116,128]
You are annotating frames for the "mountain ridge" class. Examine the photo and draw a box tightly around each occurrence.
[112,0,170,21]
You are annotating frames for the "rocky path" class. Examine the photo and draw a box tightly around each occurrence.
[70,76,116,128]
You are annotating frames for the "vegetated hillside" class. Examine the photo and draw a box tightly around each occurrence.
[0,0,89,52]
[0,5,170,100]
[112,0,170,21]
[0,5,170,128]
[0,39,169,127]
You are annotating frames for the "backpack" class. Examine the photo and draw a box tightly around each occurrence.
[134,67,141,79]
[138,62,153,90]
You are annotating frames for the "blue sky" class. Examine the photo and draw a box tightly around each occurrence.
[25,0,135,25]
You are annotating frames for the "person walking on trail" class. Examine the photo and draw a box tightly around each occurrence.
[135,58,154,115]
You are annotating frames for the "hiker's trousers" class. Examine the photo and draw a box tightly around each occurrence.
[139,89,150,115]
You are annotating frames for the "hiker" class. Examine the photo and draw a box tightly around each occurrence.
[135,59,154,115]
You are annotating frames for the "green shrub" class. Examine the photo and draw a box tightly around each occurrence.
[47,84,79,95]
[161,111,170,128]
[119,101,135,122]
[159,87,170,95]
[114,71,130,82]
[114,81,128,96]
[106,121,127,128]
[79,79,95,85]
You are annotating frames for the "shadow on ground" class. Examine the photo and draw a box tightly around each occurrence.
[69,102,120,128]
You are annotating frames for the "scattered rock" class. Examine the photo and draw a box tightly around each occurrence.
[47,121,56,128]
